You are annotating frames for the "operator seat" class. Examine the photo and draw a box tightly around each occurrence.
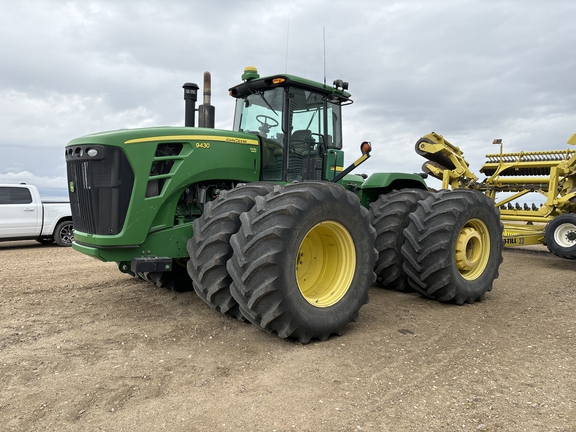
[290,130,313,155]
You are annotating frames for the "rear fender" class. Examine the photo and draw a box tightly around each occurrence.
[359,172,428,207]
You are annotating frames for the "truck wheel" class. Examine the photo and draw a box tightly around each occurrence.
[369,189,431,291]
[401,189,503,304]
[54,220,74,247]
[227,182,377,343]
[545,213,576,259]
[142,259,193,292]
[187,183,275,320]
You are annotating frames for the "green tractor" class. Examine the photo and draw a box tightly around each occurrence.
[65,67,503,343]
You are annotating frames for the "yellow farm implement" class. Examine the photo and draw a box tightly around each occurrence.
[416,132,576,259]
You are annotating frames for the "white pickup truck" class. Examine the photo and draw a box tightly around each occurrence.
[0,184,73,246]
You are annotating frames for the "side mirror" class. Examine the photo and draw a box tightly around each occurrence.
[360,141,372,155]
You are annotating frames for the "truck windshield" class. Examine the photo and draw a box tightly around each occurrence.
[233,87,284,145]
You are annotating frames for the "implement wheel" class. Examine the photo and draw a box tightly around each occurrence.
[369,188,431,291]
[402,189,503,304]
[187,183,274,320]
[545,213,576,259]
[227,182,377,343]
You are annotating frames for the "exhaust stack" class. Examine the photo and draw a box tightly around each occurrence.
[198,71,215,128]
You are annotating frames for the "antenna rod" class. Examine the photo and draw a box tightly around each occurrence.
[323,26,326,86]
[285,16,290,73]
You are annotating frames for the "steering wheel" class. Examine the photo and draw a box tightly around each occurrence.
[256,115,279,128]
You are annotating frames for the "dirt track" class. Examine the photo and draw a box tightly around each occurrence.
[1,241,575,431]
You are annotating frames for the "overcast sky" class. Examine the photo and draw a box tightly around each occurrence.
[1,0,575,199]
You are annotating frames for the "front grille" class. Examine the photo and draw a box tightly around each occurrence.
[66,145,134,235]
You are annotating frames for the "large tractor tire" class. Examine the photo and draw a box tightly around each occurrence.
[369,188,431,291]
[227,182,377,343]
[401,189,503,304]
[544,213,576,259]
[187,183,275,320]
[140,259,193,292]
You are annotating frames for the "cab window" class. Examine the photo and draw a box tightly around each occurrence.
[233,88,285,181]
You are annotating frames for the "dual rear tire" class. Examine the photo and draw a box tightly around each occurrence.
[401,189,503,304]
[370,188,503,304]
[369,189,431,291]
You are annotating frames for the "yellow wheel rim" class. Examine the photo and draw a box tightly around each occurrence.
[296,221,356,308]
[455,218,490,280]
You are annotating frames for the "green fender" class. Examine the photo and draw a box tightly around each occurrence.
[355,172,428,208]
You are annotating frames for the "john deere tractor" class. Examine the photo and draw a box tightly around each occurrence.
[65,67,503,343]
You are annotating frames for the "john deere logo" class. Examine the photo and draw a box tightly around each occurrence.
[69,182,75,193]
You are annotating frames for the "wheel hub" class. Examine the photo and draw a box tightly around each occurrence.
[555,223,576,247]
[296,221,356,308]
[455,227,482,271]
[454,219,490,280]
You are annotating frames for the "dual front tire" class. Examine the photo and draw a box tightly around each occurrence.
[186,183,274,319]
[187,182,377,343]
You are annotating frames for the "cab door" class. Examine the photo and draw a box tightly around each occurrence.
[0,187,41,238]
[287,89,327,181]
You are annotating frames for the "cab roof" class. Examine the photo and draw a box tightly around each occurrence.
[228,67,351,104]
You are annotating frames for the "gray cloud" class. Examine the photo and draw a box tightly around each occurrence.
[1,0,575,197]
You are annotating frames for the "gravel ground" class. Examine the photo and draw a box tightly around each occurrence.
[1,241,575,431]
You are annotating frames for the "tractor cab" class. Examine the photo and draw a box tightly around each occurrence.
[229,67,351,182]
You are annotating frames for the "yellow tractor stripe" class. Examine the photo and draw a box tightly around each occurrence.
[125,135,259,146]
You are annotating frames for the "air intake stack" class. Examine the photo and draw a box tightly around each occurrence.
[183,82,199,127]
